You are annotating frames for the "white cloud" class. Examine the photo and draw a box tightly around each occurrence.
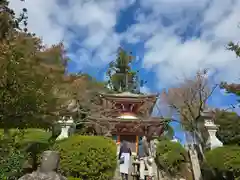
[140,0,208,17]
[201,0,234,27]
[125,0,240,87]
[122,21,160,44]
[9,0,240,88]
[9,0,65,45]
[9,0,135,69]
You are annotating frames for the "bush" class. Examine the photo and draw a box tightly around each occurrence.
[68,177,82,180]
[205,146,240,179]
[0,129,52,172]
[52,135,117,180]
[0,130,27,179]
[155,140,188,176]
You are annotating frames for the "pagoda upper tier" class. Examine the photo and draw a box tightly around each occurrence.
[99,91,158,118]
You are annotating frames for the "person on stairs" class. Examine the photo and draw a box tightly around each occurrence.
[119,141,132,180]
[138,136,154,180]
[138,137,147,180]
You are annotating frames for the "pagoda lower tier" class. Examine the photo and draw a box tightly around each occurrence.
[85,116,165,154]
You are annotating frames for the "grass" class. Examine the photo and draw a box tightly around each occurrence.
[0,128,51,143]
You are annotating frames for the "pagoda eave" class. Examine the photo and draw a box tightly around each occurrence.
[86,116,164,123]
[99,92,158,101]
[86,116,165,136]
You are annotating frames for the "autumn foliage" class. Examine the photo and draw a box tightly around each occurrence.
[0,0,76,132]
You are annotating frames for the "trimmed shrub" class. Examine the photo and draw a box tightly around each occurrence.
[52,135,117,180]
[205,146,240,179]
[0,130,27,179]
[155,140,188,176]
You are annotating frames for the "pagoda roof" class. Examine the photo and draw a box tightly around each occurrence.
[99,91,158,101]
[99,92,159,117]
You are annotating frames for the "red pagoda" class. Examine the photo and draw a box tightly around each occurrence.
[87,91,165,154]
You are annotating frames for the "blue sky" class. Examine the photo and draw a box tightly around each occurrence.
[10,0,240,142]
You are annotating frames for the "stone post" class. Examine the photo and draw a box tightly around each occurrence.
[56,116,75,140]
[186,108,223,180]
[39,151,60,172]
[185,109,215,180]
[187,145,202,180]
[18,151,67,180]
[149,138,160,180]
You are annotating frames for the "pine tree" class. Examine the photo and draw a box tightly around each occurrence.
[106,48,145,93]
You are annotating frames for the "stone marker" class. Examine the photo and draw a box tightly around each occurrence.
[19,151,67,180]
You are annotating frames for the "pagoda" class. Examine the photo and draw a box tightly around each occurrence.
[85,48,165,153]
[87,91,165,154]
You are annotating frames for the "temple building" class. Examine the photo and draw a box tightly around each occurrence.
[87,91,165,154]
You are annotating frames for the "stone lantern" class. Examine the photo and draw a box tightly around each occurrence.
[56,116,75,140]
[202,109,223,150]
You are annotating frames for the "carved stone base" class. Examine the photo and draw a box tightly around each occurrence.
[19,171,67,180]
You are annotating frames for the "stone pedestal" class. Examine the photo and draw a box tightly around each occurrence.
[56,116,75,140]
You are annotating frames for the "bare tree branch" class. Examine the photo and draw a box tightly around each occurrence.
[160,70,217,132]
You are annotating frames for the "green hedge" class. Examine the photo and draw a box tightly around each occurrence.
[52,135,117,180]
[205,146,240,178]
[155,140,188,176]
